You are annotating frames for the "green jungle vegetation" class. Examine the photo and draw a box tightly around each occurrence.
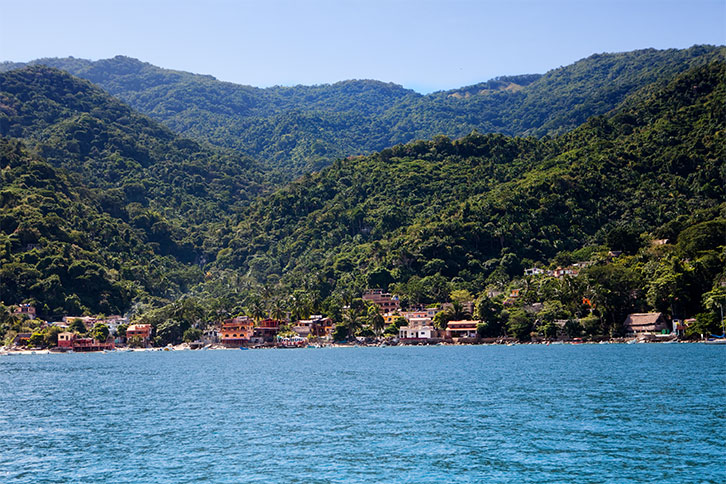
[0,67,263,320]
[2,45,722,179]
[0,138,199,318]
[210,60,725,340]
[0,51,724,344]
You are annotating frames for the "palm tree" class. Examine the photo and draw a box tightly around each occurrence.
[269,299,287,322]
[248,297,267,323]
[289,292,310,322]
[368,305,385,337]
[343,305,365,339]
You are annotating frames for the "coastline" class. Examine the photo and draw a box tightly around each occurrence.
[0,338,709,355]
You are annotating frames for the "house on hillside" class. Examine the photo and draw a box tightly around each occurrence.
[63,316,97,330]
[623,313,669,334]
[362,289,400,313]
[13,304,36,319]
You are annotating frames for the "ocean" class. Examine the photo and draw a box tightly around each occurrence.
[1,344,723,483]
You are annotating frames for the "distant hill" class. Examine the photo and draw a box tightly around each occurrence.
[3,45,722,179]
[0,55,723,334]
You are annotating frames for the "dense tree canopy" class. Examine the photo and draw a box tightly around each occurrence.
[0,51,723,340]
[3,45,721,179]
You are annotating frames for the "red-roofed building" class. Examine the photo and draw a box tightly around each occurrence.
[58,332,114,352]
[126,324,152,346]
[254,319,281,343]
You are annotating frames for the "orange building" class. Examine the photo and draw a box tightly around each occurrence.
[221,317,254,347]
[126,324,152,345]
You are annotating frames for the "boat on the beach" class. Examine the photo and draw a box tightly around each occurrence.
[704,338,726,345]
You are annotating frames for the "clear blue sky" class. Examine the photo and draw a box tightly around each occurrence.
[1,0,723,93]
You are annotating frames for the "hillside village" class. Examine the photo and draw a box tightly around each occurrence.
[3,250,722,352]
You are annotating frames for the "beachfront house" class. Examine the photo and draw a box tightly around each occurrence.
[445,320,479,340]
[126,324,152,346]
[623,313,669,334]
[253,319,281,344]
[58,332,114,352]
[220,317,254,347]
[399,319,438,341]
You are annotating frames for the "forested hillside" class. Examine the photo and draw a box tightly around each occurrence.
[0,67,264,263]
[0,55,723,338]
[0,139,202,317]
[3,46,722,178]
[0,67,265,317]
[210,60,725,331]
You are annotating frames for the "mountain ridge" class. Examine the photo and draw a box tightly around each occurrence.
[3,45,722,179]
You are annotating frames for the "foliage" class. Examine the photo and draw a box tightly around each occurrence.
[0,53,723,345]
[3,46,721,179]
[182,327,203,342]
[210,60,725,332]
[90,323,109,342]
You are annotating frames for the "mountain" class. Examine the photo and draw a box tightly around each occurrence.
[0,67,265,317]
[211,60,725,327]
[3,46,722,179]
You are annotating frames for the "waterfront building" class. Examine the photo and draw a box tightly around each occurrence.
[57,332,114,352]
[253,319,281,343]
[126,324,152,346]
[292,316,332,339]
[623,313,669,334]
[399,320,437,341]
[445,320,479,340]
[221,317,254,347]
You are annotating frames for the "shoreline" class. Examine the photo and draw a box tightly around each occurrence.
[0,338,710,355]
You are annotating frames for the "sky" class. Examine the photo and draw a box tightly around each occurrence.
[0,0,723,93]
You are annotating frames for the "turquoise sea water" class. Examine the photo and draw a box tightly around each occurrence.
[1,344,724,483]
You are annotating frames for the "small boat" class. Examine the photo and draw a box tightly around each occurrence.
[704,338,726,345]
[626,338,638,344]
[239,347,250,350]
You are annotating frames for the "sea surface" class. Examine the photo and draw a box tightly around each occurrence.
[0,344,724,483]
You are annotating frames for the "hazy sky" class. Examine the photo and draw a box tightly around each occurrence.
[1,0,723,93]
